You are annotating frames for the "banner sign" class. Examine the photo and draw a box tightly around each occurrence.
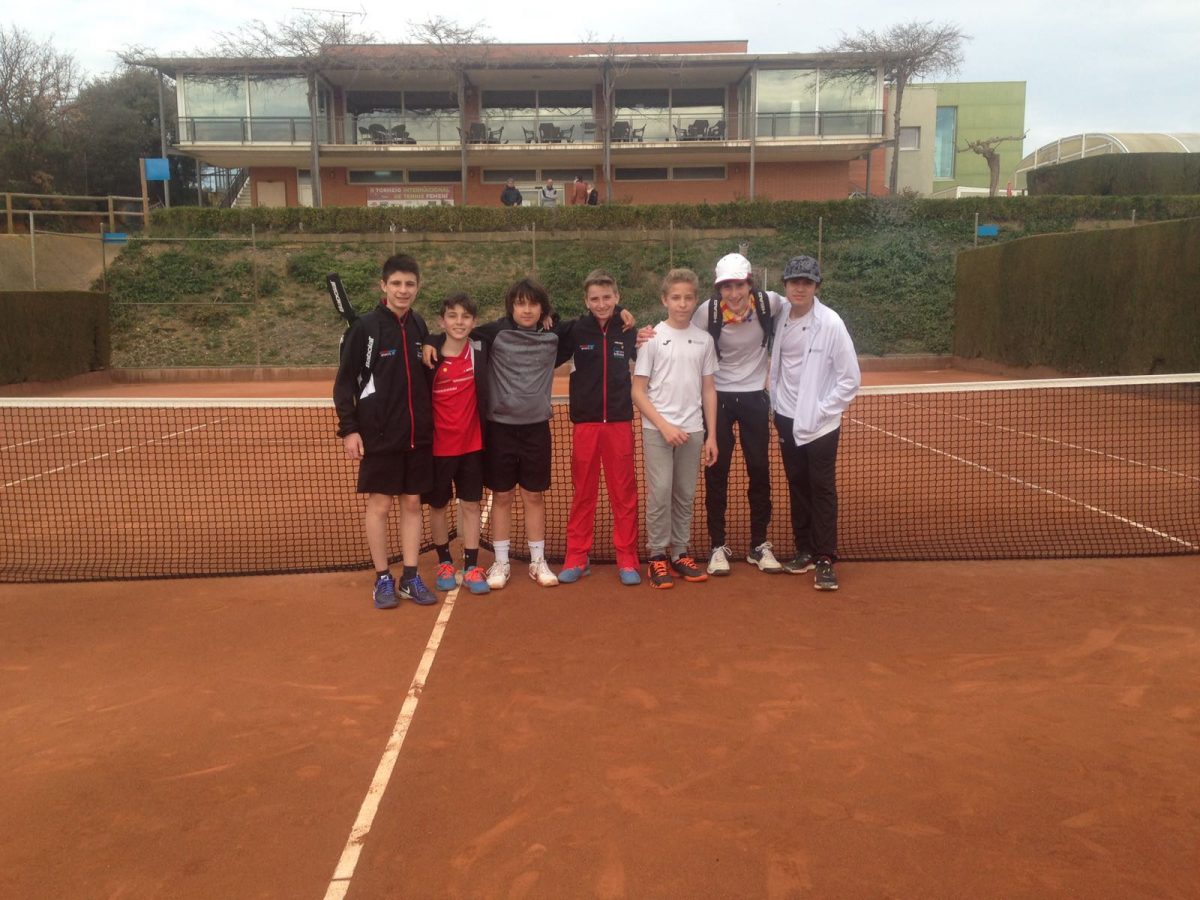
[366,185,455,207]
[143,158,170,181]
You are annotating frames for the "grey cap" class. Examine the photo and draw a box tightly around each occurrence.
[782,255,822,284]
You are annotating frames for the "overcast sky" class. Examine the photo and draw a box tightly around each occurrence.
[10,0,1199,157]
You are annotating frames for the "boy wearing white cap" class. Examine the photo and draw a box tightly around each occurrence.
[771,255,860,590]
[697,252,789,576]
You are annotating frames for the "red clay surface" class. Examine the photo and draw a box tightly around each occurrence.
[2,559,1198,898]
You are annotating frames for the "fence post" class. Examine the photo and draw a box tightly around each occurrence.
[28,212,37,289]
[140,159,150,231]
[99,223,108,292]
[5,193,12,235]
[974,212,980,248]
[108,196,116,233]
[1131,208,1137,226]
[251,223,260,367]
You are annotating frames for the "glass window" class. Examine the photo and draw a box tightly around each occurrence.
[408,170,461,183]
[248,78,310,117]
[756,69,817,138]
[934,107,957,178]
[898,126,920,151]
[543,169,595,182]
[482,169,537,183]
[672,88,725,107]
[345,90,404,114]
[180,75,246,141]
[615,88,670,142]
[672,166,726,180]
[817,71,876,111]
[615,167,668,181]
[348,170,406,184]
[404,90,459,143]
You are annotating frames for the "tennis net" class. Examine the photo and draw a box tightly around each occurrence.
[2,374,1197,582]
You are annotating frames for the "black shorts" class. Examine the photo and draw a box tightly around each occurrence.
[357,449,434,496]
[484,420,552,493]
[422,451,485,508]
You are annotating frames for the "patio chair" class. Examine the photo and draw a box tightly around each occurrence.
[367,124,388,144]
[688,119,710,139]
[523,126,536,143]
[539,122,563,143]
[672,124,692,141]
[390,124,413,143]
[488,125,505,143]
[707,120,726,140]
[560,124,575,143]
[630,123,646,142]
[358,126,373,144]
[610,121,631,142]
[467,122,489,143]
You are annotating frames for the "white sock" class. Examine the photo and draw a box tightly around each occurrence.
[528,540,545,562]
[494,540,510,564]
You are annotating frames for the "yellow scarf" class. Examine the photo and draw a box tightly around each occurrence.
[720,300,754,324]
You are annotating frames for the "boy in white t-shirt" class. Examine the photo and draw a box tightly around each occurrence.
[631,268,719,589]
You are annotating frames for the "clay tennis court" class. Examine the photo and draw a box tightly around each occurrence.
[2,369,1198,898]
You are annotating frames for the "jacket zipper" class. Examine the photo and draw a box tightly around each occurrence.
[399,315,416,449]
[601,319,609,423]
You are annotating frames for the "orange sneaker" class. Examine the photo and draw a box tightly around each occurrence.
[669,555,708,582]
[647,557,674,589]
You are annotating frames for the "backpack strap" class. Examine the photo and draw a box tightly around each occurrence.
[706,295,724,359]
[753,289,775,353]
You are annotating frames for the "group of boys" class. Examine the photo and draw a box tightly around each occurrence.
[333,250,860,610]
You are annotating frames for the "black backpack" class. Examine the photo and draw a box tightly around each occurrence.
[706,289,774,359]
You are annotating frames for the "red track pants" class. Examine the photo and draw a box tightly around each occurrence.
[564,421,640,570]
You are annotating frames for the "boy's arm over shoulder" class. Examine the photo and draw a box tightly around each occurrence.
[470,317,507,345]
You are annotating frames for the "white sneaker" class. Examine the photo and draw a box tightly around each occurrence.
[747,541,784,573]
[707,545,731,576]
[528,557,559,587]
[486,560,510,590]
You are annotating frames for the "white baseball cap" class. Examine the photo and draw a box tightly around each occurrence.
[714,253,752,284]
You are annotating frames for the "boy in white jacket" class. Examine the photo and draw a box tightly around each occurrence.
[769,255,860,590]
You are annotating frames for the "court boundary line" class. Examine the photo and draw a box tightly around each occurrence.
[323,493,494,899]
[1,418,125,453]
[2,419,225,490]
[852,417,1198,551]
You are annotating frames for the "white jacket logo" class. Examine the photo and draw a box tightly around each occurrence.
[364,335,374,369]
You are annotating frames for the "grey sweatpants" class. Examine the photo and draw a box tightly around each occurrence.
[642,427,704,558]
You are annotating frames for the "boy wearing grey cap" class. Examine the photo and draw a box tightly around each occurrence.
[770,255,860,590]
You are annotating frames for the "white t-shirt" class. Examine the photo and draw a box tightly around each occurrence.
[771,306,815,416]
[692,291,787,391]
[634,322,718,432]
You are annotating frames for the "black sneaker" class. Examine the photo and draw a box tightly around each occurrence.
[813,557,838,591]
[670,554,708,582]
[647,556,674,590]
[782,552,815,574]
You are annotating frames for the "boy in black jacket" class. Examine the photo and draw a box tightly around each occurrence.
[333,254,438,610]
[558,269,641,586]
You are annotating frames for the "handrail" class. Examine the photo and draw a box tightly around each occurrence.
[219,169,250,209]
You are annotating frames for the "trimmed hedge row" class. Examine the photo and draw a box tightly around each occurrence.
[954,217,1200,375]
[149,195,1200,236]
[1028,154,1200,197]
[0,292,110,384]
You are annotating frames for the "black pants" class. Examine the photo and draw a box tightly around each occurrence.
[775,416,841,561]
[705,389,772,549]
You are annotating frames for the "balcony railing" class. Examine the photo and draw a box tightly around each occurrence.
[179,116,330,144]
[345,113,460,145]
[755,110,885,139]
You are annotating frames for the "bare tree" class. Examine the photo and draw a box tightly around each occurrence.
[408,16,492,206]
[0,25,81,192]
[959,132,1027,196]
[824,21,969,195]
[578,34,635,205]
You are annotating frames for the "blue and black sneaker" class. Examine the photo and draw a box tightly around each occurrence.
[399,574,439,606]
[373,573,399,610]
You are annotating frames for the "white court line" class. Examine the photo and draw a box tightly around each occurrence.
[323,492,495,900]
[1,420,223,490]
[850,417,1198,552]
[0,418,124,453]
[895,397,1199,483]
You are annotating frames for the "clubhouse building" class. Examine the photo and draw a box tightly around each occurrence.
[152,41,893,208]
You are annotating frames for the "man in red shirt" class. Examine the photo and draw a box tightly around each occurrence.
[569,175,589,205]
[423,293,491,594]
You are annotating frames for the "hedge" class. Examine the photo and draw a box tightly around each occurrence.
[1027,154,1200,197]
[954,217,1200,374]
[149,195,1200,237]
[0,292,110,384]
